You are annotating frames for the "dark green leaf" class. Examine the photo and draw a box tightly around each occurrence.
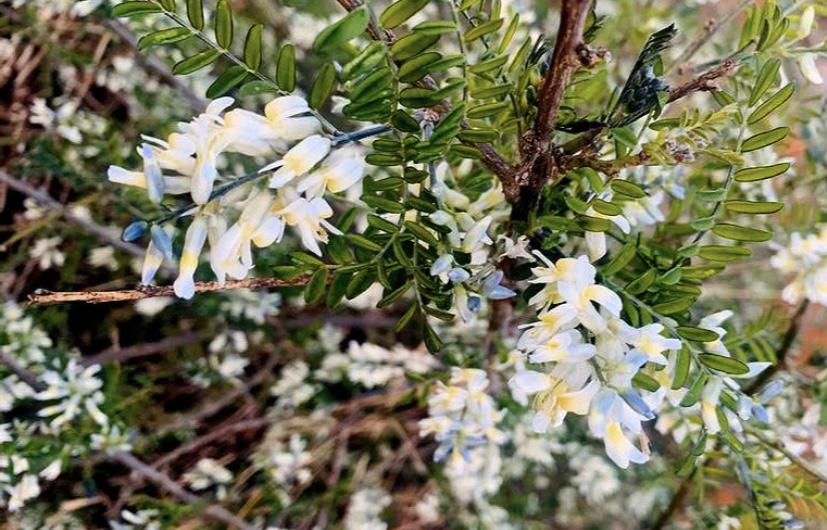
[698,353,750,375]
[173,49,220,75]
[309,63,336,110]
[304,268,329,304]
[214,0,234,49]
[243,24,263,70]
[206,65,248,98]
[111,1,162,17]
[380,0,430,29]
[314,7,370,52]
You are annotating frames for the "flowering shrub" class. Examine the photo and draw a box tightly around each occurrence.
[3,0,827,528]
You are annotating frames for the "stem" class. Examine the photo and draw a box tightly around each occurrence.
[112,452,255,530]
[27,276,310,305]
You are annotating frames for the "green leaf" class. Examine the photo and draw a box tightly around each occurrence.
[398,52,443,83]
[740,126,788,152]
[326,271,352,308]
[309,63,336,110]
[390,33,440,61]
[186,0,204,30]
[378,282,412,308]
[404,221,439,247]
[243,24,263,70]
[172,49,220,75]
[137,27,191,50]
[111,1,162,17]
[206,65,248,98]
[314,7,369,52]
[238,80,279,96]
[395,303,419,332]
[214,0,234,49]
[346,269,377,299]
[697,245,751,262]
[380,0,430,29]
[363,195,405,213]
[467,101,509,119]
[464,18,504,43]
[679,371,708,407]
[304,268,329,304]
[671,346,691,390]
[424,321,443,353]
[652,296,695,315]
[626,269,657,295]
[676,326,720,342]
[748,83,794,124]
[272,44,295,92]
[603,241,636,275]
[711,223,772,242]
[749,58,781,106]
[610,179,646,198]
[346,233,383,252]
[723,200,783,214]
[734,162,790,182]
[578,215,613,232]
[412,21,458,35]
[698,353,750,375]
[633,372,660,392]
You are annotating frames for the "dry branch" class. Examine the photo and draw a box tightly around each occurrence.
[112,452,255,530]
[0,171,145,258]
[27,277,310,305]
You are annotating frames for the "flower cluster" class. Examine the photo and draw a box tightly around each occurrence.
[109,96,365,298]
[770,225,827,306]
[419,368,505,464]
[316,340,438,388]
[509,253,676,468]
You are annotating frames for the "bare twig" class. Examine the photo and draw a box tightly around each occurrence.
[105,21,206,111]
[0,171,145,258]
[0,350,45,392]
[111,452,255,530]
[27,276,310,305]
[666,56,740,103]
[82,333,204,366]
[669,0,754,72]
[748,427,827,485]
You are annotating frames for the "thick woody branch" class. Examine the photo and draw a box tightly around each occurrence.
[534,0,593,140]
[27,277,310,305]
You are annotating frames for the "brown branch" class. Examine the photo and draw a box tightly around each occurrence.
[0,350,46,392]
[666,56,740,104]
[105,20,206,111]
[533,0,593,140]
[0,171,145,258]
[27,276,310,305]
[82,333,204,366]
[111,452,255,530]
[669,0,754,72]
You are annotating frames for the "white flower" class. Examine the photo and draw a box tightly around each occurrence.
[6,474,40,511]
[798,53,823,85]
[797,6,815,40]
[173,214,209,299]
[212,190,284,282]
[183,458,233,498]
[269,135,331,188]
[296,148,364,197]
[36,360,108,428]
[277,196,340,256]
[30,237,65,270]
[583,206,630,262]
[588,390,649,468]
[88,246,119,271]
[344,488,392,530]
[509,365,598,431]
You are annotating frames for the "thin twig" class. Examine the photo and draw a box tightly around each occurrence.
[82,332,204,366]
[0,350,45,392]
[0,171,145,258]
[111,452,255,530]
[669,0,754,71]
[105,20,206,111]
[27,276,310,305]
[748,427,827,485]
